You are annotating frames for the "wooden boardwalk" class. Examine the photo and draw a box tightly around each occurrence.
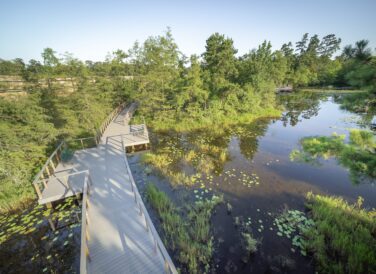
[33,105,176,273]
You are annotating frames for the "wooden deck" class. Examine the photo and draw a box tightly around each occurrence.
[33,105,176,273]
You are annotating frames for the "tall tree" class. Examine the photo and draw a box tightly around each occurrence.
[295,33,309,55]
[41,48,59,89]
[176,55,209,111]
[318,34,341,58]
[202,33,238,93]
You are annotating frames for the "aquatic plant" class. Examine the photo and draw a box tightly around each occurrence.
[241,232,258,254]
[290,129,376,183]
[349,129,375,151]
[304,192,376,274]
[145,183,222,273]
[274,209,314,256]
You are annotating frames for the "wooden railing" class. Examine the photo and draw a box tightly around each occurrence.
[79,171,93,274]
[32,102,126,201]
[121,137,177,274]
[32,141,65,199]
[96,102,126,144]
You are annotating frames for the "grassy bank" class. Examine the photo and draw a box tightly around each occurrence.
[304,193,376,273]
[145,183,223,273]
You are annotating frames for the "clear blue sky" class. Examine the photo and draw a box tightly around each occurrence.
[1,0,375,62]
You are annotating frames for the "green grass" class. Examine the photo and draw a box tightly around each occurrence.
[304,193,376,274]
[145,183,223,273]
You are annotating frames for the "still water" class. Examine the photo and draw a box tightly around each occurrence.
[129,91,376,273]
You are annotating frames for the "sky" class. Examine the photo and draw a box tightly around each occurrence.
[1,0,375,62]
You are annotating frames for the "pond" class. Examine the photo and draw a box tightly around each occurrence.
[129,91,376,273]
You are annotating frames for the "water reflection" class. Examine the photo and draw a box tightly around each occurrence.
[136,91,376,274]
[278,91,326,127]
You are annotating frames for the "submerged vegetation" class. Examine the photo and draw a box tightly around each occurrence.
[304,193,376,273]
[290,129,376,183]
[145,183,223,273]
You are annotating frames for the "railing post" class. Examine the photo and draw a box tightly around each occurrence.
[45,165,51,176]
[34,183,42,199]
[50,160,56,172]
[42,179,48,189]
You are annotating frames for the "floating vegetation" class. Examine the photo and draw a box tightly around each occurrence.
[0,197,81,273]
[274,209,314,256]
[224,170,260,187]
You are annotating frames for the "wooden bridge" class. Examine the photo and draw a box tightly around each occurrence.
[32,103,177,274]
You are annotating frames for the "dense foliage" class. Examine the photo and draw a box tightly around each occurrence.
[0,81,119,212]
[0,30,375,212]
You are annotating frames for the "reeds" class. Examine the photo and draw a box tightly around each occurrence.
[145,184,223,273]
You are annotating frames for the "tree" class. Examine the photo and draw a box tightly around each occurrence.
[41,48,60,89]
[62,52,87,89]
[42,48,59,67]
[342,40,372,61]
[295,33,309,55]
[176,55,209,111]
[318,34,341,58]
[0,58,25,76]
[129,28,182,112]
[354,40,372,61]
[202,33,238,93]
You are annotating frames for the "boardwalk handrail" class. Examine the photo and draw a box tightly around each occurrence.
[96,102,126,144]
[32,102,126,200]
[32,141,65,199]
[121,137,177,274]
[80,170,92,274]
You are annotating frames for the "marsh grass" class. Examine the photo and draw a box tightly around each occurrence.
[304,193,376,274]
[145,183,223,273]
